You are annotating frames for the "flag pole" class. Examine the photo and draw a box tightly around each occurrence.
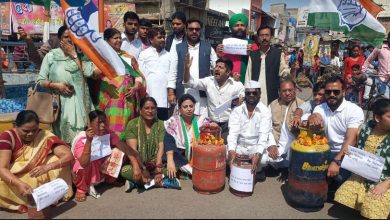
[98,0,104,34]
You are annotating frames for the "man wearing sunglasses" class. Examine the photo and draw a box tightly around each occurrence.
[168,18,218,116]
[183,56,244,143]
[308,74,364,195]
[227,81,272,181]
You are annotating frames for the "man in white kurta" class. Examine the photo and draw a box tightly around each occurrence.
[227,81,272,180]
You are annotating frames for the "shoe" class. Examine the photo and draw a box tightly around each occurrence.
[125,180,136,192]
[89,185,101,199]
[162,177,181,190]
[180,164,193,175]
[255,169,266,182]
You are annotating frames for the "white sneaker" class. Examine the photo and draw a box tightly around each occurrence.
[180,164,193,175]
[89,185,101,199]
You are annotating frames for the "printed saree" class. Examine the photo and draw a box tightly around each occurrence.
[0,129,73,211]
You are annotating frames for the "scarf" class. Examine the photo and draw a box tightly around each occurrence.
[137,117,161,162]
[180,115,200,165]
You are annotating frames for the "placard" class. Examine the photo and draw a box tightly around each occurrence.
[31,178,68,211]
[229,165,254,192]
[101,148,124,178]
[223,38,248,55]
[341,146,385,182]
[90,134,111,161]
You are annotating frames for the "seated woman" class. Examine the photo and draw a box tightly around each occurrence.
[0,110,73,217]
[164,94,210,179]
[121,97,177,191]
[71,110,141,202]
[334,98,390,219]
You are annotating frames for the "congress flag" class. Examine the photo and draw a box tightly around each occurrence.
[307,0,386,47]
[60,0,125,80]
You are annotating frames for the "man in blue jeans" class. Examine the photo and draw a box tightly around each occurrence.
[307,75,364,199]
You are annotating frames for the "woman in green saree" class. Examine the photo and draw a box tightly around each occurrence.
[120,97,169,191]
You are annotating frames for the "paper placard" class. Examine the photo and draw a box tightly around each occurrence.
[223,38,248,55]
[101,148,124,178]
[214,95,239,116]
[31,178,68,211]
[91,134,111,161]
[229,165,254,192]
[341,146,385,182]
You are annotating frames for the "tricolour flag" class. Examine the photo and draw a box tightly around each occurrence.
[307,0,386,47]
[60,0,126,81]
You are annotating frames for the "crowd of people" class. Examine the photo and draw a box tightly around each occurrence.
[0,11,389,219]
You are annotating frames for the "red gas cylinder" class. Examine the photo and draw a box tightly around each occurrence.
[192,144,226,194]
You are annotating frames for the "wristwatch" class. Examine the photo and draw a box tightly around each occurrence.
[332,159,342,166]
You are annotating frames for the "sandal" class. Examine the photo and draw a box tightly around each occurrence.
[18,205,28,214]
[75,192,87,202]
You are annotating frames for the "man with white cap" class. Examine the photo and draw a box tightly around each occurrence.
[227,80,272,181]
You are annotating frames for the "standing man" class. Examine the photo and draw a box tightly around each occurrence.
[121,11,143,59]
[216,13,258,83]
[165,12,187,53]
[227,81,272,181]
[362,32,390,99]
[168,18,218,116]
[245,25,292,105]
[138,27,171,120]
[138,18,152,50]
[308,75,364,193]
[183,56,244,143]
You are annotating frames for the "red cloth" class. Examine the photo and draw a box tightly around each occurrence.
[344,56,365,77]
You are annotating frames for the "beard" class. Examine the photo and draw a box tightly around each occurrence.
[173,29,184,36]
[232,30,246,39]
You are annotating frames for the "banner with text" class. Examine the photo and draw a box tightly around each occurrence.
[0,2,12,35]
[104,3,135,32]
[11,2,64,34]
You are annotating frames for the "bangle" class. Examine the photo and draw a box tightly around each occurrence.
[82,151,91,155]
[156,163,163,168]
[332,159,342,166]
[154,171,163,175]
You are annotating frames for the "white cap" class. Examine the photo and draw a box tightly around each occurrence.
[244,80,261,89]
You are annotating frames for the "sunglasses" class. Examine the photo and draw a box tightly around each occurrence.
[245,91,259,96]
[188,27,201,32]
[325,89,341,96]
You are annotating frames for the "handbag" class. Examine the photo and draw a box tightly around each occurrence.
[26,83,60,124]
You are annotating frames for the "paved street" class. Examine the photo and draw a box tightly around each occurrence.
[0,176,363,219]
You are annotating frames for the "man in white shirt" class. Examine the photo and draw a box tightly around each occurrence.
[167,18,218,116]
[183,56,245,143]
[121,11,143,59]
[308,74,364,193]
[227,81,272,181]
[138,27,171,120]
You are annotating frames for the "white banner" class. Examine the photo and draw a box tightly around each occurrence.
[229,164,253,193]
[341,146,385,182]
[90,134,112,161]
[32,178,68,211]
[223,38,248,55]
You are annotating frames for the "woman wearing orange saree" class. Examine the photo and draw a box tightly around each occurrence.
[0,110,74,217]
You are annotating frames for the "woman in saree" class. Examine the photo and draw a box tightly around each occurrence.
[334,98,390,219]
[120,97,168,191]
[38,25,97,144]
[0,110,74,217]
[97,28,145,140]
[71,110,141,202]
[164,94,211,179]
